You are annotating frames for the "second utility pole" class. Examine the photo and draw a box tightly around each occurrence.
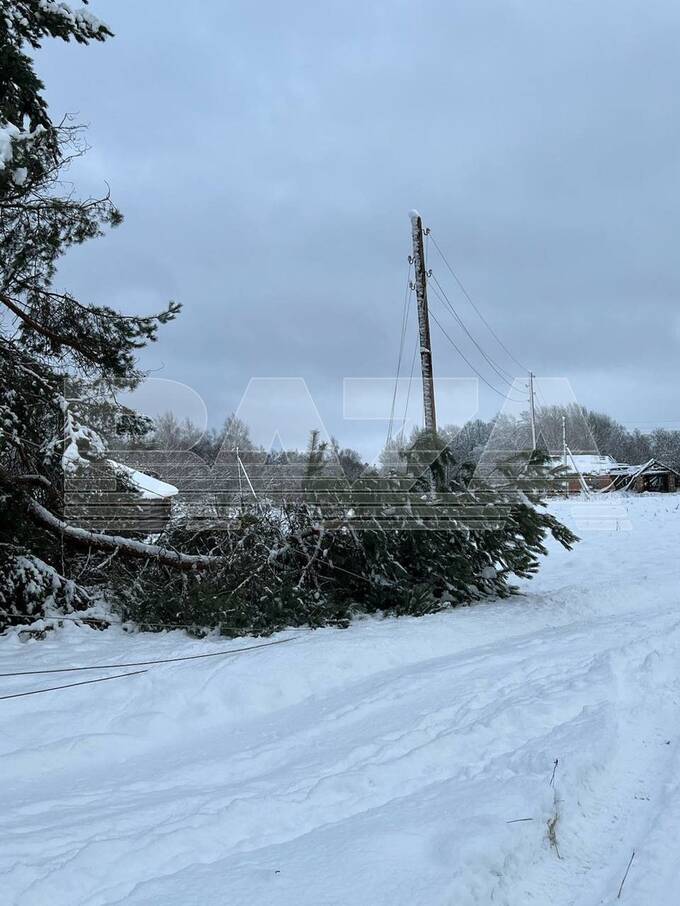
[409,210,437,437]
[529,371,537,450]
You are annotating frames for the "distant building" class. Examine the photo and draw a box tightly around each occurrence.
[549,454,680,494]
[606,458,680,494]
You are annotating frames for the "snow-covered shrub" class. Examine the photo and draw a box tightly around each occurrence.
[0,551,89,627]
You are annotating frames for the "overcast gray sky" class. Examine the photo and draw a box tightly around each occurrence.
[38,0,680,457]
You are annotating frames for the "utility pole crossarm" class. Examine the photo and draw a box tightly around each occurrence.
[409,210,437,438]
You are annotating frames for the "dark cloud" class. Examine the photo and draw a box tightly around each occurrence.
[37,0,680,453]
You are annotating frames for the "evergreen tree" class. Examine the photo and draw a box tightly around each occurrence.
[0,2,201,627]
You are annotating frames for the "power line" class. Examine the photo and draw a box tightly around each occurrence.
[428,308,526,403]
[386,262,413,446]
[428,231,528,373]
[428,272,517,386]
[0,636,294,678]
[534,383,549,409]
[622,420,680,426]
[400,334,419,438]
[0,669,148,702]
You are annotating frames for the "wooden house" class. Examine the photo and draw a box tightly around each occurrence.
[65,460,178,535]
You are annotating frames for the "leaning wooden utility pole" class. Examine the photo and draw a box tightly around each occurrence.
[409,210,437,437]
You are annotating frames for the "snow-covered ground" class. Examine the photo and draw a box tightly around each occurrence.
[2,495,680,905]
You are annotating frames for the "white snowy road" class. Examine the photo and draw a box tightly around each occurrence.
[1,496,679,905]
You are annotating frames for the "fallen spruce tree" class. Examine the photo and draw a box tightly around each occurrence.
[109,444,578,637]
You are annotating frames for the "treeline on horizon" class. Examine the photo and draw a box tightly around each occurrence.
[120,403,680,476]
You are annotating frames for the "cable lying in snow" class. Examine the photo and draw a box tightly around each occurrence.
[0,669,148,701]
[0,636,295,677]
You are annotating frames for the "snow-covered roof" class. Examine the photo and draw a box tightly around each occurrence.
[610,458,680,482]
[107,461,178,500]
[608,463,642,477]
[549,453,620,475]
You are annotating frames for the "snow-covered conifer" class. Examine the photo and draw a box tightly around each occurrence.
[0,2,190,627]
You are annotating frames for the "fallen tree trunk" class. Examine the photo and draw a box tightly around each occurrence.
[0,461,219,570]
[24,494,220,571]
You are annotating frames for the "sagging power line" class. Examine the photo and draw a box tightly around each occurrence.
[428,230,528,374]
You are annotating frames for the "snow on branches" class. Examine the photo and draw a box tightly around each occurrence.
[58,397,105,474]
[2,1,111,49]
[0,552,89,623]
[0,0,197,626]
